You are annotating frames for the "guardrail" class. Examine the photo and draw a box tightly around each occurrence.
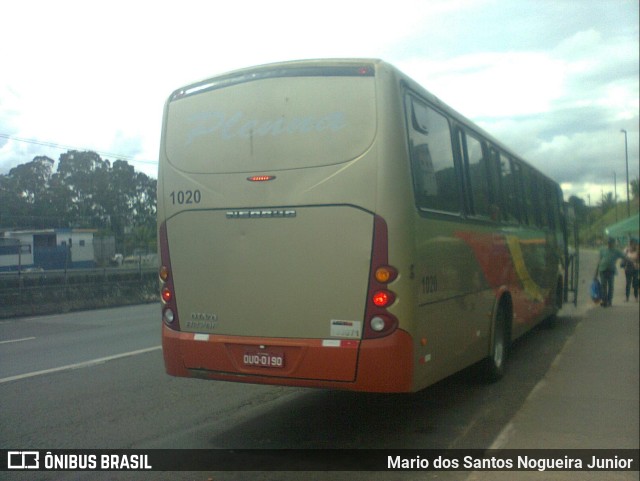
[0,266,160,319]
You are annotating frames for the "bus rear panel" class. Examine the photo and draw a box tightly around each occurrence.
[159,60,414,392]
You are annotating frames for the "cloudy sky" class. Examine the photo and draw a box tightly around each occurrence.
[1,0,638,203]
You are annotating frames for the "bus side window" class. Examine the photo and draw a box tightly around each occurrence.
[406,96,460,214]
[461,131,493,219]
[499,154,519,223]
[544,179,559,230]
[535,175,548,228]
[523,167,542,227]
[510,160,527,225]
[487,147,503,221]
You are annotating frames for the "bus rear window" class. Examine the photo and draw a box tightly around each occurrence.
[164,70,376,174]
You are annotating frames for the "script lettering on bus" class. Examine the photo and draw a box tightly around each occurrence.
[185,110,347,144]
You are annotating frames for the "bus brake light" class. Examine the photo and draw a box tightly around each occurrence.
[372,290,395,307]
[247,175,276,182]
[161,287,173,303]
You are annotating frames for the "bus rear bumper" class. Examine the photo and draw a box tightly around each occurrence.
[162,324,414,393]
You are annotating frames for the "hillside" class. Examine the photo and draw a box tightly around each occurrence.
[580,198,640,246]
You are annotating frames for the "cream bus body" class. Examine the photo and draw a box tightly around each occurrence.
[158,59,566,393]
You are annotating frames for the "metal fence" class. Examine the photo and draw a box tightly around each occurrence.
[0,265,159,319]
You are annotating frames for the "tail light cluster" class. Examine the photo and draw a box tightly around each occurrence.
[159,222,180,330]
[363,216,399,339]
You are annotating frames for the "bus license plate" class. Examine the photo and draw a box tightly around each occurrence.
[243,351,285,368]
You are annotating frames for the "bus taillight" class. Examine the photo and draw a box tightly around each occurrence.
[159,222,181,330]
[363,216,399,339]
[374,266,398,283]
[163,308,175,325]
[161,286,172,303]
[372,290,395,307]
[159,265,169,282]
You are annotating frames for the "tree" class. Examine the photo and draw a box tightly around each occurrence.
[1,151,157,241]
[125,224,157,255]
[55,150,111,227]
[104,159,138,248]
[0,156,55,228]
[132,171,157,228]
[0,173,19,227]
[599,192,615,214]
[8,156,53,205]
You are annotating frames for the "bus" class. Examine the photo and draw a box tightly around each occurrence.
[158,59,576,393]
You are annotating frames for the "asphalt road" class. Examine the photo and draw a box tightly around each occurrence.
[0,252,606,481]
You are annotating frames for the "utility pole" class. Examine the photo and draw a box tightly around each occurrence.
[621,129,630,217]
[614,172,618,222]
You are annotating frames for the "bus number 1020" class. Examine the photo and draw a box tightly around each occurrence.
[169,190,201,205]
[422,275,438,294]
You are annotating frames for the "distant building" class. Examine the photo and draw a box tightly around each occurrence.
[0,229,97,271]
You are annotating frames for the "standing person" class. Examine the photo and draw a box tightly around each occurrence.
[597,238,627,307]
[622,238,639,302]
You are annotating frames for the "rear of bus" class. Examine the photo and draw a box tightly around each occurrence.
[158,60,414,392]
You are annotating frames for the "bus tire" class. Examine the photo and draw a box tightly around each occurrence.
[483,298,511,382]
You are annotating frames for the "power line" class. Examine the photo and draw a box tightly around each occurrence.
[0,133,158,165]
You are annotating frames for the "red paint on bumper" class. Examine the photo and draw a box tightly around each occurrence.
[162,324,414,393]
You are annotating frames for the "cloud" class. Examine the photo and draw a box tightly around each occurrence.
[399,52,566,119]
[1,0,452,175]
[0,0,637,203]
[400,13,639,200]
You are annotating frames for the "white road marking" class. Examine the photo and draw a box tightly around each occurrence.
[0,345,162,384]
[0,337,36,345]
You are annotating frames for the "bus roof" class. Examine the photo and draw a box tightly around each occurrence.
[167,58,559,187]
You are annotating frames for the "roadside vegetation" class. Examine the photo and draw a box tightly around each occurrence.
[568,179,639,247]
[0,151,157,256]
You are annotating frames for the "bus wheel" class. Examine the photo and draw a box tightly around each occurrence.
[483,301,510,382]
